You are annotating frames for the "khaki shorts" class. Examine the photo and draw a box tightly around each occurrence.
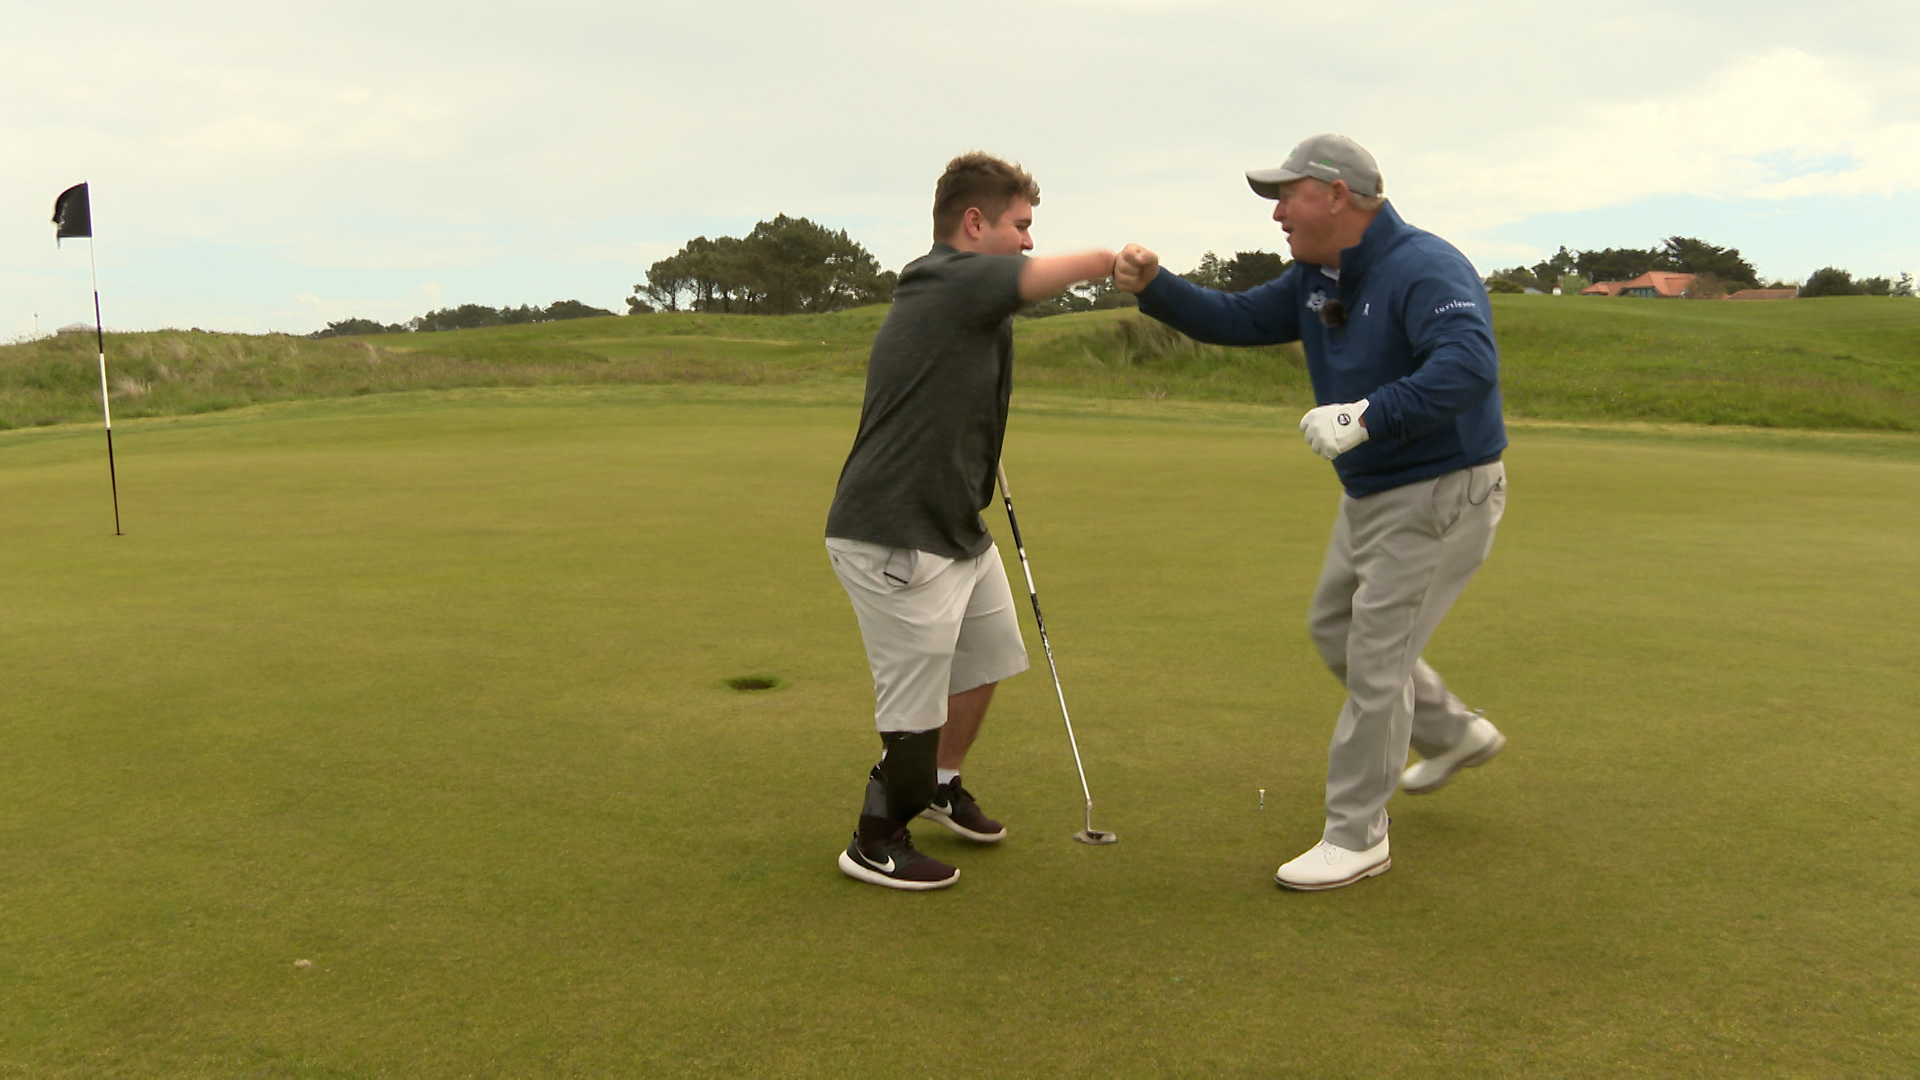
[826,537,1031,733]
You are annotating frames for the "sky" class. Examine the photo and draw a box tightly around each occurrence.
[3,0,1916,338]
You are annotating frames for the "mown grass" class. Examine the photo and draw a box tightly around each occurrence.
[3,294,1916,431]
[1,387,1916,1075]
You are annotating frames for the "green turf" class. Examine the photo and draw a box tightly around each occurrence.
[2,387,1917,1076]
[6,294,1918,431]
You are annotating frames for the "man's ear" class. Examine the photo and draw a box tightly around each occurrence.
[961,206,986,239]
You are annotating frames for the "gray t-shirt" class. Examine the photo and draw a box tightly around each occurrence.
[825,243,1027,559]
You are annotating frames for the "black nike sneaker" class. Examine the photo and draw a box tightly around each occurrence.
[919,777,1008,843]
[837,817,960,891]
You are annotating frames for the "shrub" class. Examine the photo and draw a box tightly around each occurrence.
[1801,267,1861,298]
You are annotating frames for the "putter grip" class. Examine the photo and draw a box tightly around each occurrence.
[996,465,1028,554]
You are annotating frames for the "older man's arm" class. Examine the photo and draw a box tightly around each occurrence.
[1118,243,1303,347]
[1362,271,1500,441]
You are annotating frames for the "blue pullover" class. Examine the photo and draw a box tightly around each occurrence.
[1137,202,1506,497]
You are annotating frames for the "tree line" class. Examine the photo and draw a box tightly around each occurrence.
[1486,236,1913,298]
[631,218,1297,319]
[1021,249,1290,317]
[312,299,617,338]
[1488,236,1766,295]
[1800,268,1913,298]
[310,221,1911,341]
[631,215,896,315]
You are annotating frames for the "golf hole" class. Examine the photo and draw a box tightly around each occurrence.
[726,675,781,692]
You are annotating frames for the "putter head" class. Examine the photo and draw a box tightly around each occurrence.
[1074,829,1118,845]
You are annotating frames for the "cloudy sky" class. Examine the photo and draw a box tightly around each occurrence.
[4,0,1915,337]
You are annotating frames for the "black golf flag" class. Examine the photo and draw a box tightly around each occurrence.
[51,180,123,534]
[53,182,92,244]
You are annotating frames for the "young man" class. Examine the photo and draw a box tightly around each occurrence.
[1115,134,1509,891]
[826,152,1116,891]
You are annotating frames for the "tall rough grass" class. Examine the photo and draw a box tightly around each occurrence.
[4,296,1918,431]
[0,323,818,430]
[1014,312,1313,406]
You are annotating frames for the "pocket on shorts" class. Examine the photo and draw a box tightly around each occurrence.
[881,548,917,590]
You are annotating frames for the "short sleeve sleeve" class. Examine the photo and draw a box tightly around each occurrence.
[945,252,1027,327]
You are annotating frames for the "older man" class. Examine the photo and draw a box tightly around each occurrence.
[1115,134,1509,890]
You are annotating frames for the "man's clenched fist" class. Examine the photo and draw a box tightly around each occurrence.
[1114,243,1160,294]
[1299,400,1370,460]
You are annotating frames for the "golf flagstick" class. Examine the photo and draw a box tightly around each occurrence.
[53,183,122,535]
[996,461,1115,845]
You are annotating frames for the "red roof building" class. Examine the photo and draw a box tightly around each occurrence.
[1581,272,1697,298]
[1619,272,1696,298]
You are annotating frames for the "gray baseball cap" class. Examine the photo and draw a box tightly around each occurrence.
[1246,134,1384,199]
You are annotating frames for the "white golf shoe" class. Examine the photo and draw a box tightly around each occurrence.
[1401,714,1506,794]
[1274,836,1390,891]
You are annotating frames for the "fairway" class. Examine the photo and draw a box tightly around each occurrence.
[3,388,1917,1076]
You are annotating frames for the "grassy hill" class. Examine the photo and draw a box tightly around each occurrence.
[3,295,1917,431]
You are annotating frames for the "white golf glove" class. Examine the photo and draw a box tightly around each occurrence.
[1299,399,1370,460]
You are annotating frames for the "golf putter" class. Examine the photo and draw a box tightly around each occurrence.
[996,462,1117,845]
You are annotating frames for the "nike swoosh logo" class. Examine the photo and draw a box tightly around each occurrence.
[858,851,895,873]
[928,802,952,815]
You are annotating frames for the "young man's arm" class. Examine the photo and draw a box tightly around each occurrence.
[1018,250,1117,302]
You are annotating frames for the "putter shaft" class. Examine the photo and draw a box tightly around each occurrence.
[997,462,1113,844]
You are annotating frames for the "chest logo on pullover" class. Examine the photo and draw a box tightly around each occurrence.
[1311,293,1370,318]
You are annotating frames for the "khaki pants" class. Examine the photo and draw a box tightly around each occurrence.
[1308,462,1507,851]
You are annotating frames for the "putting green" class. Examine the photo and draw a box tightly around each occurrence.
[2,387,1916,1076]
